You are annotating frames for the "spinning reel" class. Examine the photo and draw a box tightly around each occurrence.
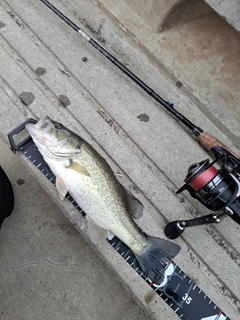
[164,147,240,239]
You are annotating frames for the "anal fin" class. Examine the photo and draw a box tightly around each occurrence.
[87,217,108,244]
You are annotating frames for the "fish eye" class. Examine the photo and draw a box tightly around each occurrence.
[54,122,63,130]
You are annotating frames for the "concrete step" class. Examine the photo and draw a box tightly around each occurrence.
[0,0,239,319]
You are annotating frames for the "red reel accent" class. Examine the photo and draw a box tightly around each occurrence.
[189,166,218,191]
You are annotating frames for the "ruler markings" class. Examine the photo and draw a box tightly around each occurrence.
[8,122,231,320]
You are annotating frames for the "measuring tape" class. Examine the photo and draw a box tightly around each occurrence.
[8,119,230,320]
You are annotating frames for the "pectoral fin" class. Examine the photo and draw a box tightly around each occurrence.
[56,176,68,200]
[123,186,143,219]
[66,161,90,177]
[87,217,108,244]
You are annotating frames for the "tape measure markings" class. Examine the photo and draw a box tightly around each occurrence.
[7,119,231,320]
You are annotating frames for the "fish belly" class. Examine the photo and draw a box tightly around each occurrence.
[45,147,147,254]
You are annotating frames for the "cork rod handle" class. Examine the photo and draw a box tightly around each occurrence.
[198,132,239,159]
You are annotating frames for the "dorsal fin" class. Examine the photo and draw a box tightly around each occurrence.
[123,186,143,219]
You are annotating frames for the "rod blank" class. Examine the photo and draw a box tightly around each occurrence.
[39,0,239,158]
[40,0,202,136]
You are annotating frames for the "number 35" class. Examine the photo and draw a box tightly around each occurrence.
[182,293,192,304]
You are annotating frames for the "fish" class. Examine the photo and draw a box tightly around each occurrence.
[25,116,180,284]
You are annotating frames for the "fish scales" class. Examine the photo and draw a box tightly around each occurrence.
[66,140,147,253]
[25,117,181,284]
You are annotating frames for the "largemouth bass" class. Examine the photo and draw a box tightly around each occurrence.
[26,117,180,284]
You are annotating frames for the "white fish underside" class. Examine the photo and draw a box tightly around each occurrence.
[25,117,181,284]
[43,141,147,255]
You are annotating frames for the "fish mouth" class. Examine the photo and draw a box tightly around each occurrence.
[35,116,51,130]
[25,117,78,157]
[25,116,53,139]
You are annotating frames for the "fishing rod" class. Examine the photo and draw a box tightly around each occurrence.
[39,0,240,236]
[39,0,238,157]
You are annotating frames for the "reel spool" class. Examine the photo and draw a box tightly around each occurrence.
[164,147,240,239]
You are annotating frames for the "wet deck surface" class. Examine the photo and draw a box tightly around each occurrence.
[0,0,239,319]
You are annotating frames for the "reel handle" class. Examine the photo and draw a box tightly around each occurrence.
[164,213,223,239]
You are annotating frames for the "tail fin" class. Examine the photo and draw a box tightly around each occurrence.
[135,236,180,285]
